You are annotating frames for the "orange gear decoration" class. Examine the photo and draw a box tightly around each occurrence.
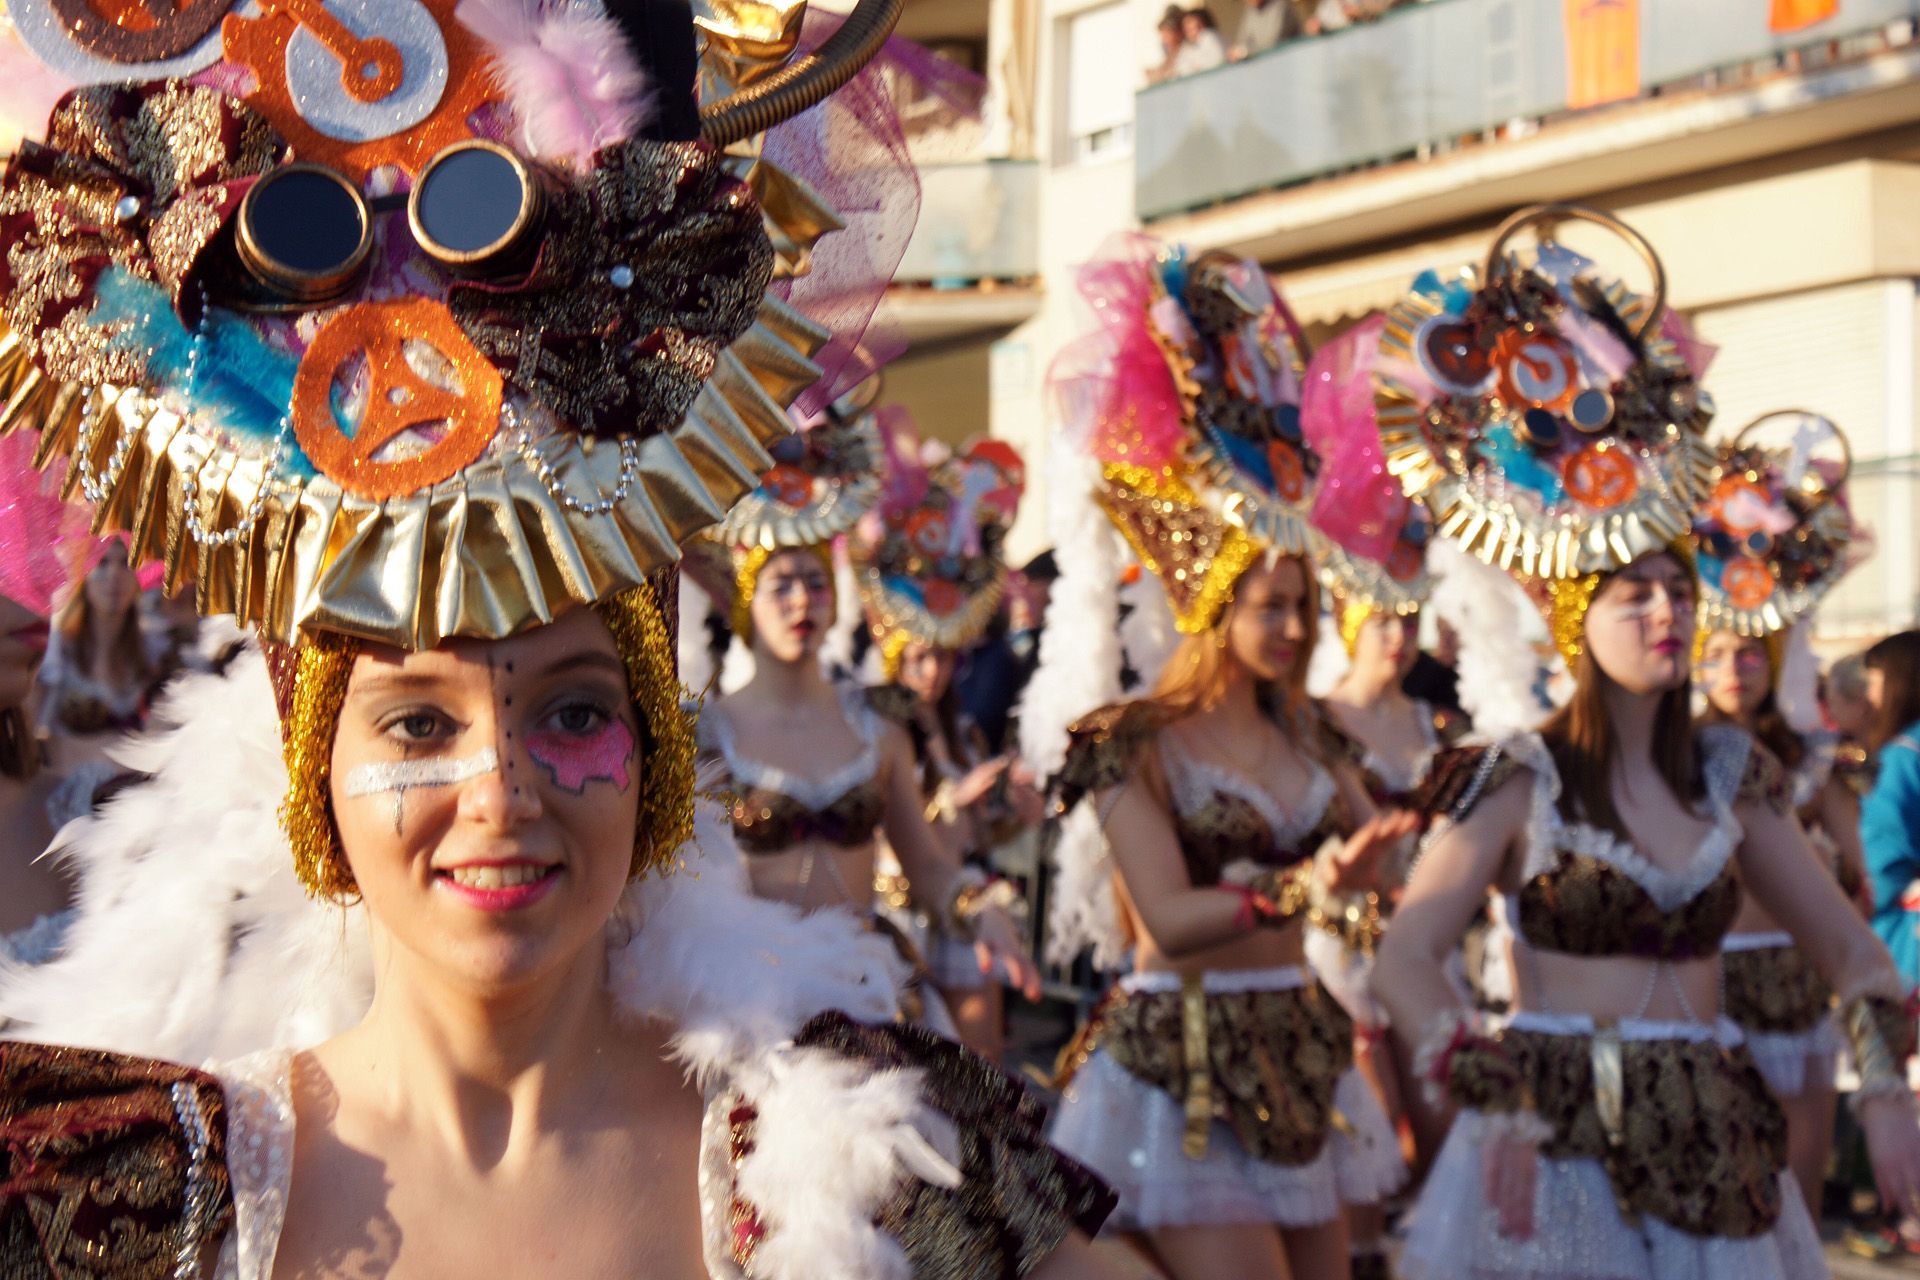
[222,0,497,182]
[1493,330,1578,412]
[1708,474,1770,536]
[1563,444,1639,510]
[1722,559,1776,610]
[1267,440,1306,503]
[292,298,503,500]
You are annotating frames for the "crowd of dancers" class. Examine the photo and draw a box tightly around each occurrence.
[0,2,1916,1278]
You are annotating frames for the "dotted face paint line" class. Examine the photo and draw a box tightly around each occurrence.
[344,747,501,798]
[525,720,635,796]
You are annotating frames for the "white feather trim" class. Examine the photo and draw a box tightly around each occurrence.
[678,574,720,701]
[1427,541,1557,737]
[734,1048,959,1280]
[1306,610,1350,698]
[1776,620,1821,736]
[1115,568,1180,698]
[820,547,863,678]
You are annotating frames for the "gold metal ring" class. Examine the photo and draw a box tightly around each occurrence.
[1483,202,1668,344]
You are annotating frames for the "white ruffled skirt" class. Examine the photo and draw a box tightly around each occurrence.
[1399,1011,1830,1280]
[1047,967,1406,1232]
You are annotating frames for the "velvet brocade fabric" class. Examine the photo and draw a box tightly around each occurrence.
[1093,982,1356,1168]
[726,783,887,852]
[1055,702,1349,887]
[790,1014,1116,1278]
[1723,946,1833,1035]
[1448,1026,1787,1240]
[1,1042,234,1279]
[1513,857,1741,962]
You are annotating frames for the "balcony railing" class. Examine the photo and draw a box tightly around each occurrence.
[895,159,1041,286]
[1135,0,1919,222]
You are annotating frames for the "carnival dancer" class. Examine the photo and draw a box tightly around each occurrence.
[1691,411,1868,1219]
[1042,235,1413,1280]
[1365,205,1920,1279]
[855,417,1040,1058]
[0,2,1119,1275]
[702,401,1040,1032]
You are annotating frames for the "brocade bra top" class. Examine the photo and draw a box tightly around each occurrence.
[1420,726,1789,963]
[1057,702,1351,889]
[1331,700,1469,808]
[700,684,890,854]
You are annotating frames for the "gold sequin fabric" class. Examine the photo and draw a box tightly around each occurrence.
[1452,1026,1787,1239]
[1097,983,1356,1167]
[0,80,284,385]
[447,139,773,440]
[263,632,360,901]
[788,1013,1115,1278]
[597,582,696,876]
[1,1041,235,1278]
[1094,461,1261,635]
[1052,700,1173,814]
[1514,854,1742,962]
[1723,946,1833,1036]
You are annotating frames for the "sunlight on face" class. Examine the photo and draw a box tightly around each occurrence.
[897,641,955,704]
[1582,552,1697,696]
[748,548,834,665]
[328,607,642,993]
[1226,556,1311,685]
[1697,631,1771,720]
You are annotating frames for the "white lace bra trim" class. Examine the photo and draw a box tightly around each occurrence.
[1357,700,1442,796]
[1161,737,1336,852]
[1506,727,1749,914]
[708,683,882,810]
[207,1050,295,1280]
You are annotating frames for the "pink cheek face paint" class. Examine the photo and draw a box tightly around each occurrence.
[525,719,636,795]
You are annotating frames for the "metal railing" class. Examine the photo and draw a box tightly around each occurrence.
[1135,0,1920,221]
[895,159,1041,286]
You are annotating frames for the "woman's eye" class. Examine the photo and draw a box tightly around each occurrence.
[548,702,611,735]
[383,710,446,742]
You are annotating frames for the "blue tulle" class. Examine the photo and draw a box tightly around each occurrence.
[1480,420,1566,505]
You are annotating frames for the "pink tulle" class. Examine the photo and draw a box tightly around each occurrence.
[1047,232,1187,471]
[1303,315,1406,564]
[457,0,653,166]
[1661,310,1718,382]
[0,430,113,616]
[768,13,984,418]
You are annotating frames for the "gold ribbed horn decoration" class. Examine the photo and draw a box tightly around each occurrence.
[699,0,905,146]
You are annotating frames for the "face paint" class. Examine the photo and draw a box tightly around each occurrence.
[526,719,635,796]
[344,748,502,798]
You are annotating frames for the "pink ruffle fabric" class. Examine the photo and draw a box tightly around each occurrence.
[1047,232,1187,471]
[0,429,112,615]
[770,14,984,418]
[1303,314,1405,565]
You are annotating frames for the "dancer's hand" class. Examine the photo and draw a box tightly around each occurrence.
[974,905,1042,1002]
[952,757,1010,809]
[1862,1091,1920,1220]
[1484,1130,1539,1240]
[1324,810,1420,891]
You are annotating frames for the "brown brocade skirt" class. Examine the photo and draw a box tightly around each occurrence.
[1048,967,1405,1230]
[1447,1012,1789,1240]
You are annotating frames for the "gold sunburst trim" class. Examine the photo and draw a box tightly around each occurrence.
[0,292,826,648]
[1315,540,1431,620]
[709,410,884,549]
[852,554,1008,654]
[1376,281,1715,581]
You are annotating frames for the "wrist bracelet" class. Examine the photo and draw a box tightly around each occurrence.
[1843,992,1919,1113]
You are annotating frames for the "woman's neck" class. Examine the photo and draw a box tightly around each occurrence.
[346,935,633,1159]
[1332,661,1404,707]
[83,613,123,676]
[746,645,832,705]
[1601,680,1662,769]
[1211,667,1269,730]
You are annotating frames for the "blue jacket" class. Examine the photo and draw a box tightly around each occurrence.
[1865,722,1920,989]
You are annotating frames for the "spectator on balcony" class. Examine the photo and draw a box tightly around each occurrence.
[1174,5,1226,75]
[1146,5,1186,84]
[1230,0,1299,59]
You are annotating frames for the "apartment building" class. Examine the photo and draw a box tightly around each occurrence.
[868,0,1920,641]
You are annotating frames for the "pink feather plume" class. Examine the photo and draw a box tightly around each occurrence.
[457,0,653,167]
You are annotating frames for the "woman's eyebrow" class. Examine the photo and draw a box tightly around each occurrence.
[534,651,628,680]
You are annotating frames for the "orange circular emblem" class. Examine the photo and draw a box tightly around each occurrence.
[1722,559,1776,610]
[1267,441,1307,502]
[291,298,503,500]
[1708,475,1770,536]
[1493,330,1578,412]
[1562,445,1638,510]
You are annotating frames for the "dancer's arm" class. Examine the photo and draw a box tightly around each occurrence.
[878,722,1040,999]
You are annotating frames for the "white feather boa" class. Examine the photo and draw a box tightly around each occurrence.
[0,634,979,1280]
[1427,541,1557,738]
